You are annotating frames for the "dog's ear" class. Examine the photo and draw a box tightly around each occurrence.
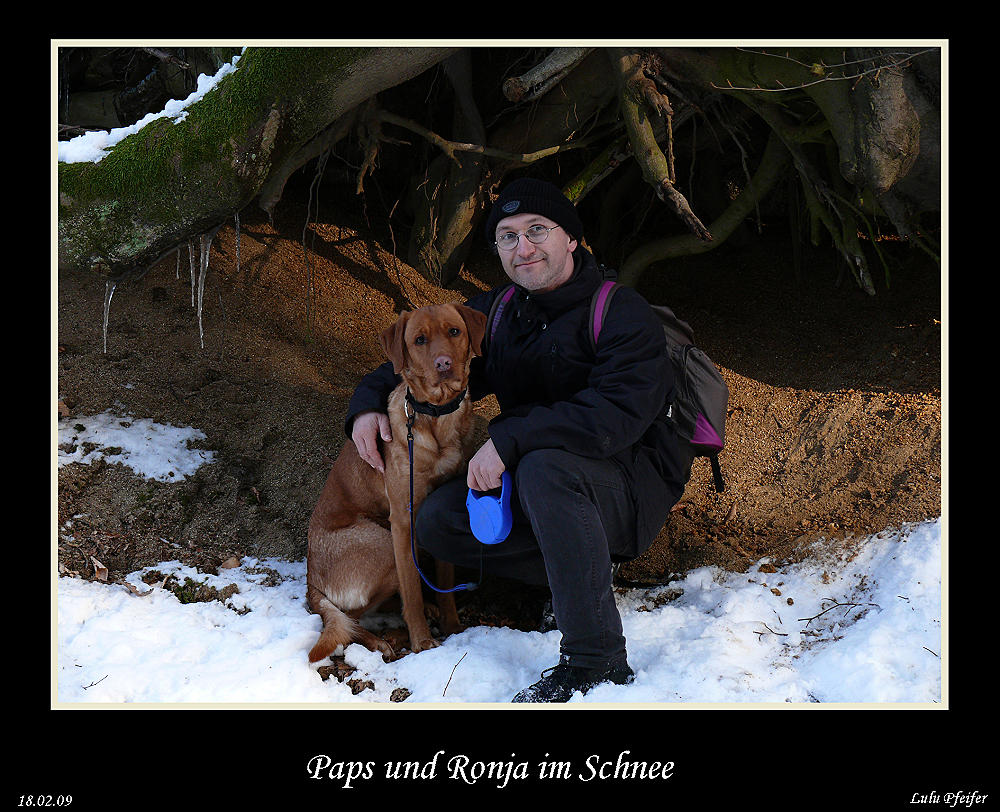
[378,310,411,374]
[456,305,487,358]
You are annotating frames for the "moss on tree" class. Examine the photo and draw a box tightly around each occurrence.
[57,46,451,276]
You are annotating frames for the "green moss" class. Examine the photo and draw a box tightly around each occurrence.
[166,576,240,606]
[58,46,377,272]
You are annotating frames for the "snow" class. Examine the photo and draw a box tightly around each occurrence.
[57,410,215,482]
[57,50,243,164]
[55,412,943,706]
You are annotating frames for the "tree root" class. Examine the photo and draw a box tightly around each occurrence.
[503,47,594,102]
[657,180,713,242]
[372,108,608,168]
[612,48,712,245]
[618,130,789,287]
[404,48,615,284]
[562,133,630,205]
[741,97,879,295]
[404,50,487,288]
[258,109,358,221]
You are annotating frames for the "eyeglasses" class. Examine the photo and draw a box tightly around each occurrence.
[495,224,561,251]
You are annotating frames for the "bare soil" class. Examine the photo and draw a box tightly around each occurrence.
[56,181,942,637]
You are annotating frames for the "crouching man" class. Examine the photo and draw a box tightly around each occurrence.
[347,178,688,702]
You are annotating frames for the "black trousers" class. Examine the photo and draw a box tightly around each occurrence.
[415,448,640,669]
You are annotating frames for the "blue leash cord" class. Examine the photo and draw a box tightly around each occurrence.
[406,404,479,593]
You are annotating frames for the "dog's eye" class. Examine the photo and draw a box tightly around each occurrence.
[414,335,427,345]
[448,327,461,337]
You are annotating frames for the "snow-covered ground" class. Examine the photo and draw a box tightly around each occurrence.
[55,411,943,706]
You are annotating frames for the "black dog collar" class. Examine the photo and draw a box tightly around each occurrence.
[404,388,468,420]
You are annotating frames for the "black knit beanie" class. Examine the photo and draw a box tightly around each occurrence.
[484,178,584,245]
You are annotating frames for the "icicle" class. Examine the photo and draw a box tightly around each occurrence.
[234,212,241,274]
[302,150,329,339]
[197,232,212,349]
[175,247,180,279]
[102,280,116,354]
[188,241,195,307]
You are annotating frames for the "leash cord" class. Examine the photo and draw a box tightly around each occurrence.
[407,407,481,594]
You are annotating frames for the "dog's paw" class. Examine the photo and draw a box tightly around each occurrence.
[410,636,441,653]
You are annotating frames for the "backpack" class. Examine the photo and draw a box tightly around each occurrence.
[588,278,729,492]
[486,271,730,492]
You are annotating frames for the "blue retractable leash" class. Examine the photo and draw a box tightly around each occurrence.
[406,400,513,594]
[466,472,513,544]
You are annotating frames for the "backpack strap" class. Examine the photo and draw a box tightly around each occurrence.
[588,280,620,352]
[709,455,725,493]
[486,284,516,352]
[588,272,727,494]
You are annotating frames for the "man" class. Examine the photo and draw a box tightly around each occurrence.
[346,177,688,702]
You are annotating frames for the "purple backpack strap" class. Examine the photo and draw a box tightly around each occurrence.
[588,280,620,352]
[487,285,517,348]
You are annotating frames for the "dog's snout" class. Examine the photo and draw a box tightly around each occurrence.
[434,355,453,372]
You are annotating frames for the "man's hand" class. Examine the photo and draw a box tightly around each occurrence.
[352,410,392,473]
[467,438,506,492]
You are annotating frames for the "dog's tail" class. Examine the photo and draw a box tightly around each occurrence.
[307,588,395,663]
[307,593,359,663]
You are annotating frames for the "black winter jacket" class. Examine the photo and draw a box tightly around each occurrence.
[345,246,687,556]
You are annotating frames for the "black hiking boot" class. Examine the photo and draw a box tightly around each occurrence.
[511,655,634,703]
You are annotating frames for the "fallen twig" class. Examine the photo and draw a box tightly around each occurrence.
[442,651,468,697]
[798,598,879,625]
[754,622,789,640]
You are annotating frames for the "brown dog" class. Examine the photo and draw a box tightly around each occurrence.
[306,302,487,662]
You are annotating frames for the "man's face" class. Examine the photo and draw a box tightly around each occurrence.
[494,213,578,293]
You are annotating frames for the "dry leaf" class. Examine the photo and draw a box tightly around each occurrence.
[219,556,241,569]
[91,557,108,581]
[58,400,70,418]
[122,581,153,597]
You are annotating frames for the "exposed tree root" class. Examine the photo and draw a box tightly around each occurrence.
[612,48,713,246]
[59,45,939,296]
[503,47,594,102]
[618,130,789,287]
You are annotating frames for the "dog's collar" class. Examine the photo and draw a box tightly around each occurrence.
[404,387,468,421]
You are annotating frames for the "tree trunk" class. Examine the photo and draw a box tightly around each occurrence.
[57,46,456,276]
[405,50,488,287]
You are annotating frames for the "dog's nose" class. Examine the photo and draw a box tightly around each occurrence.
[434,355,453,372]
